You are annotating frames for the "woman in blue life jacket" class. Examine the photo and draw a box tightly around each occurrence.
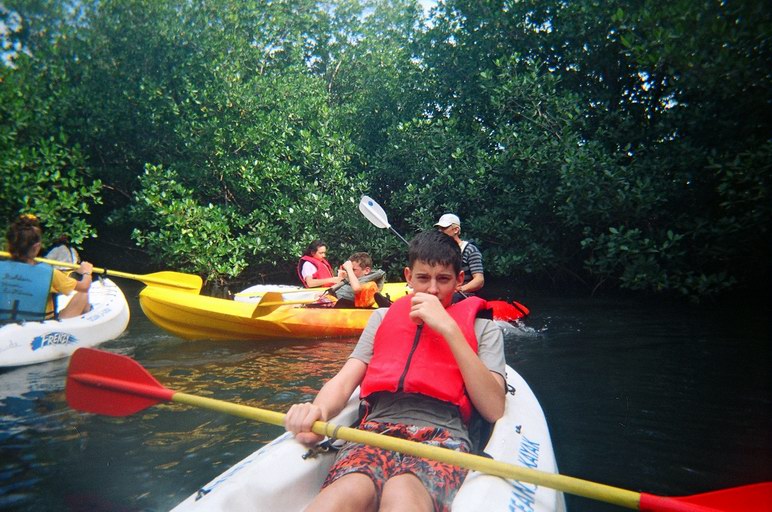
[5,214,94,319]
[297,240,345,288]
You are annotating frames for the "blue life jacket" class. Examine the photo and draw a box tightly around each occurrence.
[0,261,54,323]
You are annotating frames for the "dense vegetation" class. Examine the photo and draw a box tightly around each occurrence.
[1,0,769,299]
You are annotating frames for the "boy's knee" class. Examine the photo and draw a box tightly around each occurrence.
[381,475,432,512]
[310,473,377,512]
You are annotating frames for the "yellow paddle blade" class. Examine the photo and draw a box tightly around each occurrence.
[250,291,286,318]
[138,271,203,293]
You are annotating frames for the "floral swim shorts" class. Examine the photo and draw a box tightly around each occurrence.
[322,420,470,512]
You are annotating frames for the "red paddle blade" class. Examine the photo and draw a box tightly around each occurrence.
[489,300,530,321]
[66,348,174,417]
[640,482,772,512]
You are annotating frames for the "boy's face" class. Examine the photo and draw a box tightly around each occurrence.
[350,260,369,277]
[404,260,464,307]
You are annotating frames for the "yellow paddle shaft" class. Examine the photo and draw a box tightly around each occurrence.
[170,391,642,510]
[0,251,201,291]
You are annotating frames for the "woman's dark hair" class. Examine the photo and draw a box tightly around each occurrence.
[408,230,462,274]
[52,234,71,246]
[303,240,327,257]
[6,214,42,261]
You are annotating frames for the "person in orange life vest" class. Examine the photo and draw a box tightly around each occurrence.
[285,230,505,512]
[332,252,386,309]
[297,240,344,288]
[5,214,94,318]
[434,213,484,298]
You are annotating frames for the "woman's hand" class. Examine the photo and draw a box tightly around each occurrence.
[78,261,94,277]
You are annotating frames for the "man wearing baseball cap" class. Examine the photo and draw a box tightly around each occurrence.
[434,213,485,298]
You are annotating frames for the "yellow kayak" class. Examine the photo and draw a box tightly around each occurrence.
[139,283,412,341]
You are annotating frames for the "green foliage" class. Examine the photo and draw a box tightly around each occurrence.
[0,56,102,247]
[1,0,768,299]
[5,0,376,281]
[0,134,103,247]
[371,0,770,299]
[127,164,249,282]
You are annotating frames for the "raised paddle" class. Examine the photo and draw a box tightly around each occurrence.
[0,251,203,293]
[359,195,409,245]
[65,348,770,512]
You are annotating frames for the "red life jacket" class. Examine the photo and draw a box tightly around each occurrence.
[360,295,489,423]
[296,255,334,287]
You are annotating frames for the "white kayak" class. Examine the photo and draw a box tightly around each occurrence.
[0,278,130,367]
[234,283,321,303]
[172,365,566,512]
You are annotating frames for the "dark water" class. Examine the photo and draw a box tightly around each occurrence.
[0,280,769,511]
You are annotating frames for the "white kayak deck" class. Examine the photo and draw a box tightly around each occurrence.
[0,278,130,367]
[172,365,566,512]
[234,283,320,303]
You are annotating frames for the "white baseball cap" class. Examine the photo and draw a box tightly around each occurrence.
[434,213,461,228]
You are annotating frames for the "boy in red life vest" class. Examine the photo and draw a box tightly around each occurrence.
[285,230,506,512]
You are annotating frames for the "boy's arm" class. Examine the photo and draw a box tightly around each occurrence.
[410,293,506,422]
[341,260,362,292]
[305,275,343,288]
[459,272,484,294]
[285,357,367,445]
[446,327,506,422]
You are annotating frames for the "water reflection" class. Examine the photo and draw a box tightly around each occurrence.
[0,282,769,512]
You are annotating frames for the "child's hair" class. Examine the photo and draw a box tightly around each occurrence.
[408,230,462,274]
[52,234,71,246]
[303,240,327,257]
[6,214,42,261]
[348,252,372,269]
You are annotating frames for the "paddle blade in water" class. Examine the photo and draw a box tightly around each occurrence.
[359,195,391,229]
[66,348,174,416]
[489,300,530,321]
